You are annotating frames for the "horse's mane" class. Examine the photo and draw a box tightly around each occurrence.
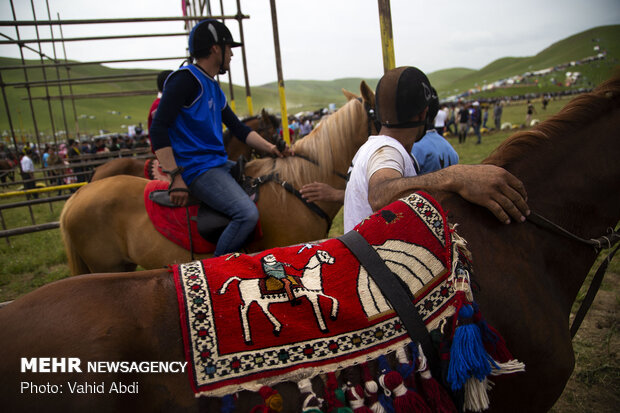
[248,98,366,187]
[483,73,620,168]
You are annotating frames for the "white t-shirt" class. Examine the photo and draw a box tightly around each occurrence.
[344,135,418,232]
[20,155,34,173]
[434,108,448,128]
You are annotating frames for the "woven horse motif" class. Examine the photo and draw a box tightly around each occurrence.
[218,250,338,345]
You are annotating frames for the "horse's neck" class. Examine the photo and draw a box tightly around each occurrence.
[499,106,620,308]
[301,256,323,289]
[514,108,619,238]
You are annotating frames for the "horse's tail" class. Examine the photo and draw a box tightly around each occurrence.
[59,195,91,275]
[218,276,242,294]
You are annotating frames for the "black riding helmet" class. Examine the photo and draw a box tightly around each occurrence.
[188,19,242,73]
[375,66,434,129]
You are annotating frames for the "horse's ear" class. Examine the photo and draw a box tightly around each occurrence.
[360,81,375,108]
[342,88,359,101]
[261,108,269,120]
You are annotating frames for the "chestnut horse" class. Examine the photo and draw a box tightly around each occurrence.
[60,82,376,274]
[0,158,17,183]
[2,76,617,412]
[89,109,281,182]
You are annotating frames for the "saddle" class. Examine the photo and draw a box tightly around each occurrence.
[259,275,302,296]
[145,157,261,251]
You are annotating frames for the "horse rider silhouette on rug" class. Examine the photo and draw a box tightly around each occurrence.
[261,254,300,306]
[344,66,531,232]
[150,19,292,256]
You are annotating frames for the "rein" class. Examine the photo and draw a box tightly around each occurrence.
[527,212,620,338]
[248,160,333,231]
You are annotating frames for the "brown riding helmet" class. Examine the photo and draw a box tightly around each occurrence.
[375,66,434,128]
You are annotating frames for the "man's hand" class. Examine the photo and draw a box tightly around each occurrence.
[246,131,294,158]
[300,182,345,203]
[169,175,189,207]
[448,164,530,224]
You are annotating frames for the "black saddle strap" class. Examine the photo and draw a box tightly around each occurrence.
[338,230,440,376]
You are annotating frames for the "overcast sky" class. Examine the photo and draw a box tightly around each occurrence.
[1,0,618,86]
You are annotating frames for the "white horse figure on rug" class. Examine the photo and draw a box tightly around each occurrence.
[218,249,338,345]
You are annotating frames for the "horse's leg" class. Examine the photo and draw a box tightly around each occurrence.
[307,295,329,333]
[256,300,282,336]
[239,298,254,345]
[319,293,339,320]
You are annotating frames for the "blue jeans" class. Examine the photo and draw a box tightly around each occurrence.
[189,161,259,256]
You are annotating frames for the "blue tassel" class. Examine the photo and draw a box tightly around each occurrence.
[377,355,396,413]
[407,342,419,363]
[396,358,416,385]
[446,304,498,391]
[221,394,235,413]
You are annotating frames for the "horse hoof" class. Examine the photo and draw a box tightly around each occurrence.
[273,329,280,337]
[321,328,329,334]
[330,315,337,321]
[245,340,253,346]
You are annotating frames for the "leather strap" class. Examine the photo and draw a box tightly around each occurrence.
[570,243,619,338]
[338,230,440,375]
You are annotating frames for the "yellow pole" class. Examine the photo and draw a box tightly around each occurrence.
[269,0,290,145]
[377,0,395,73]
[0,182,86,198]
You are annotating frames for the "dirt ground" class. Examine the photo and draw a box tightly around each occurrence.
[550,271,619,412]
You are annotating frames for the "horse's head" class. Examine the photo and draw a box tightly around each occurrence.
[258,108,281,145]
[316,250,335,265]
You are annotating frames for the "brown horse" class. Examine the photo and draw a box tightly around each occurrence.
[89,109,281,182]
[1,75,618,412]
[0,158,17,183]
[60,83,376,274]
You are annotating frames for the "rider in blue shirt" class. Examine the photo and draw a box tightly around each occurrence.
[412,88,459,174]
[150,19,292,256]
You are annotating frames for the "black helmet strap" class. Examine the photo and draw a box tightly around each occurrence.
[218,44,227,74]
[381,118,427,129]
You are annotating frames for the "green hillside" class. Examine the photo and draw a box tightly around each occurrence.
[440,25,619,99]
[0,25,618,143]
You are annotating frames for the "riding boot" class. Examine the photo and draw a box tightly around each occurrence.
[283,279,300,306]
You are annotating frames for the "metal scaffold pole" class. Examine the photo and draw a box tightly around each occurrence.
[269,0,290,145]
[377,0,395,73]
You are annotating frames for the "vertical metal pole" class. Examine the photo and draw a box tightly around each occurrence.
[269,0,290,145]
[377,0,395,73]
[46,0,69,141]
[236,0,253,116]
[218,0,236,112]
[10,0,43,153]
[57,13,79,138]
[30,0,58,149]
[0,72,19,153]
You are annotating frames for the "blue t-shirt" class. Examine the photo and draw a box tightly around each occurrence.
[411,130,459,175]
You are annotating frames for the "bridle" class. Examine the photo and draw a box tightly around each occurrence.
[357,97,381,137]
[527,212,620,338]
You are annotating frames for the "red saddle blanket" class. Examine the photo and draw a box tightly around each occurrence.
[173,192,466,395]
[172,192,525,410]
[144,180,215,254]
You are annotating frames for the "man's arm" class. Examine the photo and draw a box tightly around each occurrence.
[368,164,529,224]
[245,131,292,157]
[150,71,198,207]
